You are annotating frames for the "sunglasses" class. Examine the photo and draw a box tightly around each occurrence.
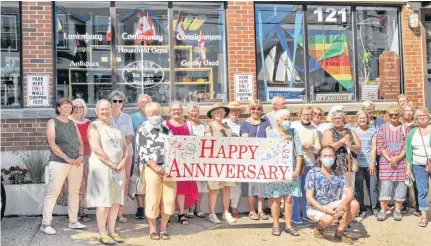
[250,107,262,111]
[314,112,323,116]
[389,114,399,117]
[73,106,84,110]
[112,99,124,104]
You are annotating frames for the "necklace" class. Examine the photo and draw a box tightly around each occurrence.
[102,123,121,149]
[248,117,261,125]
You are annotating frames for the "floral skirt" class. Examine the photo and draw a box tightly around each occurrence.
[56,157,89,208]
[265,177,302,198]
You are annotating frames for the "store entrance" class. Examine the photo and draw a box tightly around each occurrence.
[423,9,431,109]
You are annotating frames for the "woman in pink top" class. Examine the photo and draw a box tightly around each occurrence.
[165,102,198,225]
[56,99,91,222]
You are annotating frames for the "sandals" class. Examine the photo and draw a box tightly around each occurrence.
[272,227,282,236]
[109,233,125,243]
[258,212,269,220]
[194,211,206,218]
[178,214,189,225]
[79,215,91,222]
[150,232,160,240]
[160,232,171,240]
[186,212,195,218]
[418,218,428,227]
[285,227,299,236]
[117,216,128,223]
[99,236,116,245]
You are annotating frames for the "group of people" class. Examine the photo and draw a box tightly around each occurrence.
[39,91,431,244]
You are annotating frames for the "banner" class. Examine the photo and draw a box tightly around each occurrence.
[164,136,294,182]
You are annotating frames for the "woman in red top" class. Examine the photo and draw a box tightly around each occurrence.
[165,102,198,225]
[56,99,91,221]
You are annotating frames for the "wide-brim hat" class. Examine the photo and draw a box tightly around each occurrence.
[227,101,245,114]
[207,103,230,119]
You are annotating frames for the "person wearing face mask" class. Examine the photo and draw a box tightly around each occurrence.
[305,146,359,243]
[291,106,321,224]
[223,101,246,219]
[87,99,128,244]
[262,96,287,129]
[185,102,207,219]
[352,110,378,218]
[135,102,176,240]
[130,93,152,220]
[240,99,271,221]
[265,109,303,236]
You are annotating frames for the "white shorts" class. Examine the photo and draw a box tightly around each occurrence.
[307,200,343,223]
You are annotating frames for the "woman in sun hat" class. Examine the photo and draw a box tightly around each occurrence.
[204,103,237,225]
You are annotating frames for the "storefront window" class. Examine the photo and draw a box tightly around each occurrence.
[173,2,227,103]
[55,2,111,105]
[307,5,355,102]
[255,4,305,103]
[357,7,400,101]
[1,1,21,107]
[116,2,170,104]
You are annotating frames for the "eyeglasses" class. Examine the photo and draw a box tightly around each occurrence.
[417,115,428,118]
[302,113,312,117]
[250,107,262,111]
[112,99,124,104]
[313,112,323,116]
[389,114,399,117]
[73,106,84,110]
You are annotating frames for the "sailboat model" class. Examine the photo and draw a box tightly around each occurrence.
[275,51,300,83]
[258,46,277,82]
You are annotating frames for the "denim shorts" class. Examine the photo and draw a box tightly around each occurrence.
[379,180,407,202]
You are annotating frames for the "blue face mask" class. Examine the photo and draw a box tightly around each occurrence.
[322,157,335,168]
[281,120,291,130]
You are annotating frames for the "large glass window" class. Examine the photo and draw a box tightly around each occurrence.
[56,2,227,105]
[357,7,400,101]
[1,1,21,107]
[255,4,402,103]
[56,2,112,105]
[173,2,227,103]
[255,4,305,103]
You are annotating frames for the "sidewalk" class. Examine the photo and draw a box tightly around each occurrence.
[1,212,430,246]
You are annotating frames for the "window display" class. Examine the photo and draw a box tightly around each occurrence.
[1,1,21,107]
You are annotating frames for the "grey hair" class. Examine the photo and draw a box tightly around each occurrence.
[137,93,152,103]
[109,89,127,104]
[326,105,344,121]
[331,110,345,120]
[271,96,285,105]
[186,101,200,112]
[275,109,290,122]
[362,100,375,109]
[169,101,183,112]
[72,98,88,116]
[95,99,110,116]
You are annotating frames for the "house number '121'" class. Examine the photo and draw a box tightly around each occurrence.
[313,7,347,23]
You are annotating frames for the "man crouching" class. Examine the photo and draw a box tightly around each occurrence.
[305,146,360,243]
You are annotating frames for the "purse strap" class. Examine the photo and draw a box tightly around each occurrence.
[419,128,430,159]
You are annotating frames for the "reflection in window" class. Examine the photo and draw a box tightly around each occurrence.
[357,7,400,100]
[55,2,111,105]
[255,4,305,103]
[307,5,355,102]
[1,1,21,107]
[173,2,227,103]
[116,2,170,104]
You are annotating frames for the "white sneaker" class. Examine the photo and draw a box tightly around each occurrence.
[68,221,87,229]
[208,213,221,224]
[40,225,56,235]
[222,212,237,224]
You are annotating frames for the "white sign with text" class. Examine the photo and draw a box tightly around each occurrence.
[27,75,49,106]
[234,74,254,102]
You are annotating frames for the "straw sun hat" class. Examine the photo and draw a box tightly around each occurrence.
[207,103,230,119]
[226,101,246,114]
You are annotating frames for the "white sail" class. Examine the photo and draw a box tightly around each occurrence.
[274,51,300,83]
[258,45,277,82]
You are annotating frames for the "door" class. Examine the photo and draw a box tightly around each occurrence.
[423,10,431,109]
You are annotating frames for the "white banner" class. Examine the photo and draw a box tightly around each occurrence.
[164,136,293,182]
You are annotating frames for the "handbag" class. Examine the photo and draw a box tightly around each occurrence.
[127,161,140,199]
[418,128,431,173]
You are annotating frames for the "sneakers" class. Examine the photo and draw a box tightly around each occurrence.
[249,212,260,220]
[393,210,402,221]
[222,212,237,224]
[373,209,380,217]
[358,211,367,219]
[68,221,87,229]
[209,214,221,224]
[40,225,56,235]
[401,206,410,214]
[135,207,145,220]
[377,211,387,221]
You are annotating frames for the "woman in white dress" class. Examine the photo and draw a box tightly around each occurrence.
[87,99,128,245]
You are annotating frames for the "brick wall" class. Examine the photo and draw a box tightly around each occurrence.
[226,2,257,101]
[21,2,54,107]
[401,4,426,107]
[0,119,49,152]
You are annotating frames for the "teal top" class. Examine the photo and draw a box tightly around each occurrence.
[406,127,431,169]
[131,112,148,132]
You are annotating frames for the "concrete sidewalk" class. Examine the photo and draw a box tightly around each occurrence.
[1,211,430,246]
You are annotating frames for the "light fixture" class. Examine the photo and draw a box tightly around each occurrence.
[408,12,420,29]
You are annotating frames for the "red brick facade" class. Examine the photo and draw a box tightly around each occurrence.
[0,2,429,152]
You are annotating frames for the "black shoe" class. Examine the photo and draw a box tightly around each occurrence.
[135,207,145,220]
[401,206,410,214]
